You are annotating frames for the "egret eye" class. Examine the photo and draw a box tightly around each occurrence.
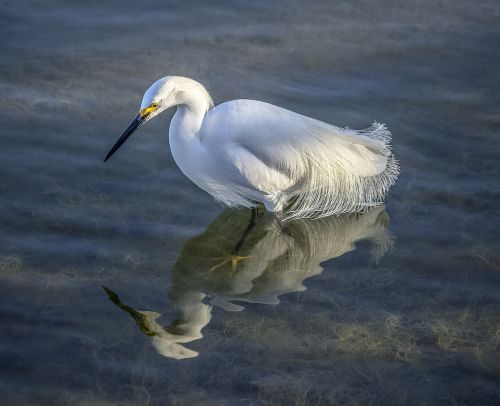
[152,102,159,108]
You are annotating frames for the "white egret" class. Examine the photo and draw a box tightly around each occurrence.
[104,76,399,219]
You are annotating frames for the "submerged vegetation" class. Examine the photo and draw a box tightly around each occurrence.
[2,0,500,403]
[96,208,500,404]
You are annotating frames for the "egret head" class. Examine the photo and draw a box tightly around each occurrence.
[104,77,175,162]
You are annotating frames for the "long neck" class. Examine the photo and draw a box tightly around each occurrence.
[170,79,213,138]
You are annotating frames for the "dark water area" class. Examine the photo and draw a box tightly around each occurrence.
[1,0,500,404]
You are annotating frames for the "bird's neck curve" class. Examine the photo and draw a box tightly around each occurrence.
[170,78,213,139]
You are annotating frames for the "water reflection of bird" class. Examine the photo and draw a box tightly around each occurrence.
[104,206,392,359]
[104,76,398,219]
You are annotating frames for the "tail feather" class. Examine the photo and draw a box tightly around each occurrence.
[285,122,399,220]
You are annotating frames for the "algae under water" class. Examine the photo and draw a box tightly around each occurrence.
[1,0,500,404]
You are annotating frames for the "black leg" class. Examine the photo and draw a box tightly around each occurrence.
[232,207,258,256]
[208,208,260,273]
[273,211,292,236]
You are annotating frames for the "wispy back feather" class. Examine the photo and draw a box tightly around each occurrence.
[201,100,399,219]
[282,121,399,219]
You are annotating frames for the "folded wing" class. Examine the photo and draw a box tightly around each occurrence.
[205,100,399,219]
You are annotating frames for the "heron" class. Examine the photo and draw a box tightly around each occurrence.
[104,76,398,220]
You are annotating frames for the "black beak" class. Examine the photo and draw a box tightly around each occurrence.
[103,114,145,162]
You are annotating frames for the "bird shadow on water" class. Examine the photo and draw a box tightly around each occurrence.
[103,206,393,360]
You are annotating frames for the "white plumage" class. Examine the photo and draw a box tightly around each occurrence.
[105,76,399,219]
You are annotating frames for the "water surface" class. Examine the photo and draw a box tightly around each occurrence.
[1,1,500,404]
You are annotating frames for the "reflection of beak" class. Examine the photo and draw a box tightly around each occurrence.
[103,104,158,163]
[103,113,145,162]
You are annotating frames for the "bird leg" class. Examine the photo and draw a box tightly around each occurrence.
[208,207,258,273]
[232,207,257,255]
[273,211,292,237]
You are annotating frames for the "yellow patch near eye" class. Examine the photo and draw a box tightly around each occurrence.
[139,104,158,118]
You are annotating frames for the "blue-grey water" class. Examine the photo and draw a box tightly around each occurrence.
[1,1,500,405]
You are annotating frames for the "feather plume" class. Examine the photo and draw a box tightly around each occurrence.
[202,100,399,220]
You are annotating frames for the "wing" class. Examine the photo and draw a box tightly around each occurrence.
[202,100,399,219]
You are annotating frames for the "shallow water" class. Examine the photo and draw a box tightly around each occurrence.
[1,0,500,404]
